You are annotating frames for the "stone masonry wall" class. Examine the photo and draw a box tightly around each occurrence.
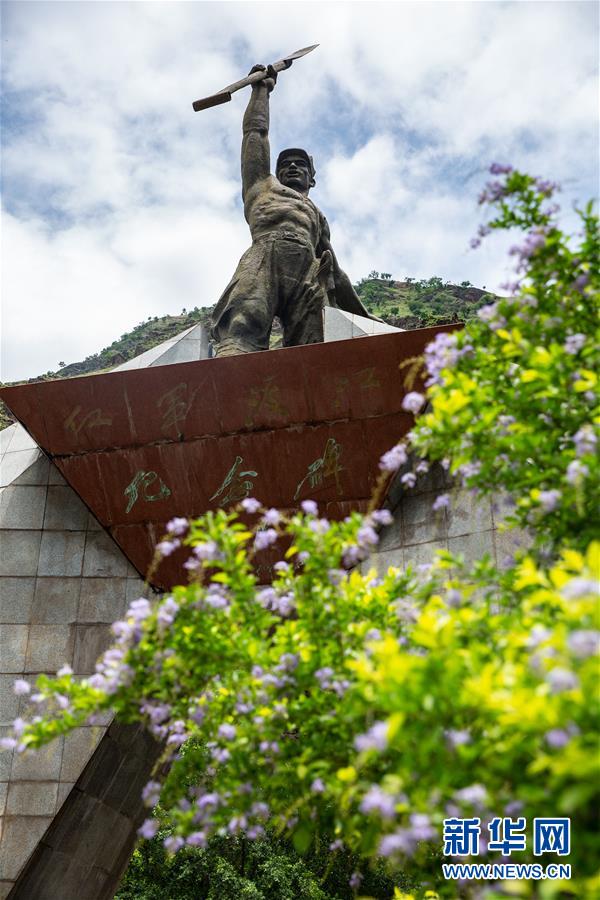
[0,424,146,897]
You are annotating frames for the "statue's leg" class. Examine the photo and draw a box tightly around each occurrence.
[280,250,326,348]
[212,245,276,356]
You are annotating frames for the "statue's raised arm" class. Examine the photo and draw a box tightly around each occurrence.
[241,65,276,204]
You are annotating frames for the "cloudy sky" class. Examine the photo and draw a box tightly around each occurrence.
[1,1,598,382]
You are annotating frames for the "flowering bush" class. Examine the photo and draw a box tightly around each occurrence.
[3,169,598,898]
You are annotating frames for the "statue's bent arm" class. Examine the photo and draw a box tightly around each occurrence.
[241,82,271,204]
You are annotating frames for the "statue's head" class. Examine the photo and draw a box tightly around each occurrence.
[276,148,316,195]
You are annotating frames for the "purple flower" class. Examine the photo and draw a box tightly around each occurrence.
[354,720,389,752]
[564,333,586,355]
[311,778,325,793]
[156,539,179,557]
[0,736,18,750]
[157,596,179,628]
[545,729,572,749]
[218,723,236,741]
[378,831,413,857]
[538,489,561,513]
[57,664,73,677]
[329,839,344,852]
[567,630,599,659]
[546,667,579,693]
[250,801,269,819]
[315,667,334,689]
[273,560,289,573]
[272,593,295,617]
[573,425,596,457]
[489,162,513,175]
[379,443,408,472]
[342,545,364,568]
[301,499,318,515]
[360,785,397,819]
[241,498,262,513]
[566,460,589,484]
[186,831,207,847]
[262,508,281,526]
[432,493,450,512]
[454,784,487,807]
[138,818,159,839]
[13,679,31,696]
[371,509,393,526]
[142,780,161,807]
[562,577,597,599]
[535,177,558,196]
[128,597,151,621]
[164,835,185,853]
[247,825,265,840]
[446,589,462,608]
[308,517,330,534]
[401,472,417,489]
[357,524,379,547]
[194,541,221,561]
[504,801,524,817]
[196,792,220,811]
[167,517,188,536]
[402,392,425,415]
[349,872,363,890]
[254,528,278,551]
[573,272,590,292]
[445,729,472,749]
[409,812,435,841]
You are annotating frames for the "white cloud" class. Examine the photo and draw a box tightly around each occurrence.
[1,1,597,380]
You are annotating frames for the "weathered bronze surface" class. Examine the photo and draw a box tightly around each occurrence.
[211,63,376,356]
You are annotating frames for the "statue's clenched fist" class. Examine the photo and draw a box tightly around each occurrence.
[249,64,278,92]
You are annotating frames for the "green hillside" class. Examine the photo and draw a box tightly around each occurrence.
[0,275,492,430]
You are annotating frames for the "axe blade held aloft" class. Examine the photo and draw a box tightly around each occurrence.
[192,44,318,112]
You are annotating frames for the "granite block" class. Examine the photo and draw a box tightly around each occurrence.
[6,781,58,816]
[12,455,50,487]
[0,486,47,530]
[82,532,128,578]
[0,625,29,673]
[0,531,42,577]
[403,540,448,569]
[0,450,43,488]
[447,490,493,537]
[61,728,104,783]
[0,728,14,779]
[48,465,67,485]
[25,624,74,672]
[11,736,64,781]
[0,815,54,879]
[0,674,21,725]
[0,578,36,624]
[78,579,128,623]
[448,530,495,564]
[38,531,86,577]
[72,625,112,675]
[43,486,89,531]
[31,578,80,624]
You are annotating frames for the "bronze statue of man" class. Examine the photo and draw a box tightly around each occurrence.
[211,64,375,356]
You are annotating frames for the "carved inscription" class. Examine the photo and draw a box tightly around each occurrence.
[294,437,344,500]
[64,406,112,437]
[157,382,201,439]
[210,456,258,506]
[333,366,381,411]
[245,375,290,427]
[124,470,171,514]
